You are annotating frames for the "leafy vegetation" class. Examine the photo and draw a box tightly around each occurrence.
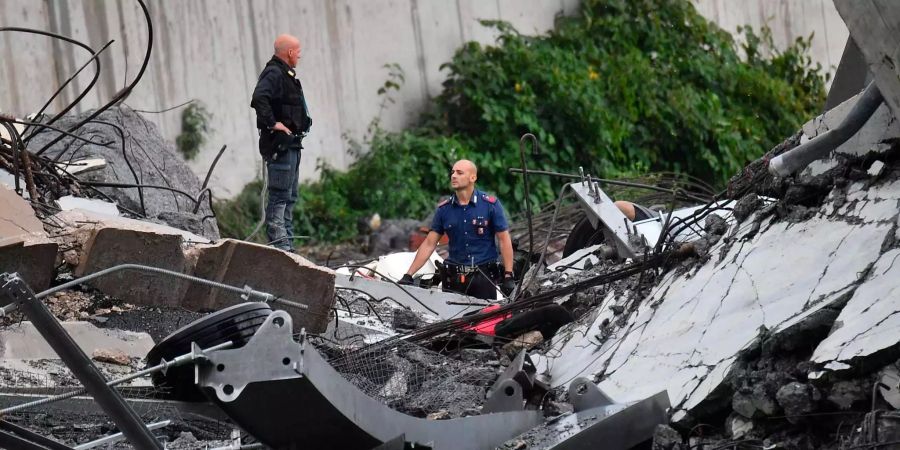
[216,0,828,243]
[176,102,210,160]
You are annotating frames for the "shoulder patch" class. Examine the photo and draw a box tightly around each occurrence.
[482,194,497,204]
[436,198,450,208]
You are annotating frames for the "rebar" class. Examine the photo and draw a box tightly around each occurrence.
[0,341,232,415]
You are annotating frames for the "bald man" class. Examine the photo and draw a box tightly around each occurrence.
[399,160,516,300]
[251,34,312,251]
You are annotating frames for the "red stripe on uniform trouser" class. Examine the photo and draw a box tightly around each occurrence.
[464,304,512,336]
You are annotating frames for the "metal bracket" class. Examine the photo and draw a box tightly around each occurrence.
[482,378,525,414]
[567,377,614,412]
[198,311,303,402]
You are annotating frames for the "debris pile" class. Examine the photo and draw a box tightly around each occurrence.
[28,106,221,239]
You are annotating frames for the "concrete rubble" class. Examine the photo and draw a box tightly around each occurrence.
[27,107,221,240]
[0,185,57,290]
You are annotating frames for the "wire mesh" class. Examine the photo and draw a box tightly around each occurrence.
[322,339,499,418]
[0,361,235,446]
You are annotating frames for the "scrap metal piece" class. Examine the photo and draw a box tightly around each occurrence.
[571,182,638,258]
[567,378,614,412]
[197,311,543,450]
[487,350,535,401]
[0,420,73,450]
[0,273,163,450]
[880,365,900,409]
[507,391,670,450]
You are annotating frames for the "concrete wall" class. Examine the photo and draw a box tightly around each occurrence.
[1,0,847,199]
[692,0,849,74]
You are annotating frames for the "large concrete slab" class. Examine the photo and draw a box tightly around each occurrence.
[0,186,57,290]
[75,221,192,308]
[186,239,335,333]
[811,248,900,370]
[541,178,896,421]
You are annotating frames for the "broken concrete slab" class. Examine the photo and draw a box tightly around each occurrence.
[0,321,154,360]
[75,218,193,308]
[810,247,900,371]
[56,195,119,217]
[55,157,106,176]
[185,239,335,333]
[53,208,210,245]
[0,186,57,290]
[0,169,29,199]
[323,309,397,346]
[541,204,891,422]
[801,90,900,176]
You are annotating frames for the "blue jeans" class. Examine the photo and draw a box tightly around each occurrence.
[265,147,300,251]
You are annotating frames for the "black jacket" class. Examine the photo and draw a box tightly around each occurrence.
[250,57,312,135]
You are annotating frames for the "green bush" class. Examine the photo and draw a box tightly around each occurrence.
[216,0,827,243]
[176,102,210,160]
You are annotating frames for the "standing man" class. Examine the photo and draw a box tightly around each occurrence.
[399,160,516,300]
[251,34,312,251]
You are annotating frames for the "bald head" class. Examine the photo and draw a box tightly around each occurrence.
[274,34,301,68]
[450,159,478,192]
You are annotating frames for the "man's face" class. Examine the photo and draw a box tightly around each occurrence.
[287,44,302,68]
[450,162,475,190]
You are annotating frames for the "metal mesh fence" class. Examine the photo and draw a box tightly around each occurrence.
[322,339,499,418]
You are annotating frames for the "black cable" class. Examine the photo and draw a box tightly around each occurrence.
[519,182,573,297]
[508,168,713,203]
[200,145,227,189]
[3,119,113,148]
[79,180,200,207]
[130,99,195,114]
[335,286,412,311]
[75,119,146,216]
[24,41,116,143]
[34,0,154,156]
[336,264,440,315]
[519,133,539,263]
[0,28,104,139]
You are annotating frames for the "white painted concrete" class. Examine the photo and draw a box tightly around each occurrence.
[1,1,847,198]
[541,173,898,419]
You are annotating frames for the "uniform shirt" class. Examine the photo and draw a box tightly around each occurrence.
[250,56,312,134]
[430,189,509,266]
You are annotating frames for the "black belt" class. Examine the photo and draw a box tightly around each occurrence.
[444,261,499,276]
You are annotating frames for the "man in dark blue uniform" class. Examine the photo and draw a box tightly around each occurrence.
[399,159,515,299]
[250,34,312,251]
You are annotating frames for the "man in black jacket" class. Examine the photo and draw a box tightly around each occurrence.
[251,34,312,251]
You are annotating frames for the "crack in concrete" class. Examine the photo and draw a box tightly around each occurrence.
[835,308,900,361]
[801,225,856,310]
[686,244,757,364]
[739,265,766,325]
[0,216,39,235]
